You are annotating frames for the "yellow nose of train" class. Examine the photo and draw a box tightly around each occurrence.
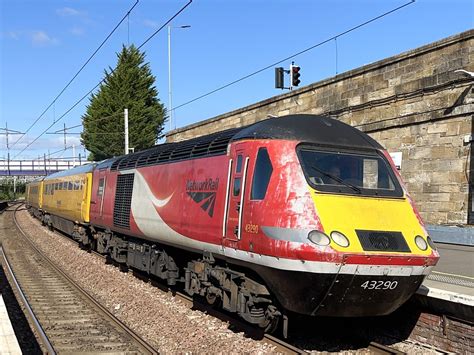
[311,191,436,257]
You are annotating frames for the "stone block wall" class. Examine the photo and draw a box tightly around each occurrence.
[167,30,474,225]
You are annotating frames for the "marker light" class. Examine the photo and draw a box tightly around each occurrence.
[427,236,437,251]
[415,235,428,251]
[330,231,350,248]
[308,230,330,246]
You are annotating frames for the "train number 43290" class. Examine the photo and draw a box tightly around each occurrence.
[360,280,398,290]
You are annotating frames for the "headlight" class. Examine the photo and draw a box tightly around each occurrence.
[427,236,437,251]
[330,231,350,247]
[415,235,428,251]
[308,230,330,246]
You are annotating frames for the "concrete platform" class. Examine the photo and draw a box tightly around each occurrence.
[416,241,474,323]
[0,295,21,354]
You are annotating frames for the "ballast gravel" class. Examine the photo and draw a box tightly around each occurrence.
[17,210,276,353]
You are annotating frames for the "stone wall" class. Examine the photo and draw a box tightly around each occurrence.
[167,30,474,225]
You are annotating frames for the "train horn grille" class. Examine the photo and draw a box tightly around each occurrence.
[355,230,411,252]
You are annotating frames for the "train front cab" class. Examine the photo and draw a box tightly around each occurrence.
[41,165,94,236]
[26,180,43,219]
[296,144,440,316]
[223,137,439,318]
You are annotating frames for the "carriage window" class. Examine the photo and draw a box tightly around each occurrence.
[236,155,243,173]
[251,148,273,200]
[233,177,241,196]
[68,182,73,190]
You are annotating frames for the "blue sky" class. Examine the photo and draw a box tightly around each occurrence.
[1,0,473,160]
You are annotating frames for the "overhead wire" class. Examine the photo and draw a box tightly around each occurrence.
[47,112,123,133]
[11,0,140,149]
[171,0,415,113]
[14,0,193,159]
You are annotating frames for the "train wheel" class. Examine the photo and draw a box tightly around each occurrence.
[264,316,279,334]
[260,305,281,333]
[205,288,222,308]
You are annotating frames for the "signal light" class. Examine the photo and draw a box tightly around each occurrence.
[290,64,301,87]
[275,67,284,89]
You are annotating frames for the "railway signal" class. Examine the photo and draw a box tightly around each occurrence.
[290,64,301,87]
[274,63,301,90]
[275,67,285,89]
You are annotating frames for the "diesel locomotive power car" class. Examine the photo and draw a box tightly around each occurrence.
[26,114,439,332]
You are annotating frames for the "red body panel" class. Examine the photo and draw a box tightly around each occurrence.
[90,139,437,268]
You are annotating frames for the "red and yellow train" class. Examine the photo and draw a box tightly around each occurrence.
[26,114,439,332]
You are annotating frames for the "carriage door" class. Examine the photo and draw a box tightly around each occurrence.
[224,145,250,242]
[91,169,107,222]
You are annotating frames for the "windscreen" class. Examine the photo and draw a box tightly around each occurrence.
[298,147,403,197]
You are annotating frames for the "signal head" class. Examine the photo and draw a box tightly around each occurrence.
[290,64,301,87]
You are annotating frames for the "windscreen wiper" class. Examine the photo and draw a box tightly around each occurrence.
[309,165,361,194]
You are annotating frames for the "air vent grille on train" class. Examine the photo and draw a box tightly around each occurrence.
[113,173,135,229]
[111,128,240,171]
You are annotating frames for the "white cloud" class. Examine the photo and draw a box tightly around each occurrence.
[70,26,85,36]
[56,7,85,17]
[143,19,159,29]
[31,31,59,46]
[0,31,21,40]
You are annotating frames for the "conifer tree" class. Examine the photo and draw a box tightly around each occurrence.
[81,45,165,161]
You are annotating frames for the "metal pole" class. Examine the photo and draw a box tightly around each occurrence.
[124,108,129,155]
[72,144,76,166]
[168,25,172,131]
[5,122,9,152]
[63,122,67,149]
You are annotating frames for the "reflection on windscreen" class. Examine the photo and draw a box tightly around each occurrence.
[299,149,402,197]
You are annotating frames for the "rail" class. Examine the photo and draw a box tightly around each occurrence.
[0,245,55,354]
[10,203,158,354]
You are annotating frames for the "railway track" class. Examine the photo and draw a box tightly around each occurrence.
[1,203,158,354]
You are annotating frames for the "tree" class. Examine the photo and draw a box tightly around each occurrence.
[81,45,165,161]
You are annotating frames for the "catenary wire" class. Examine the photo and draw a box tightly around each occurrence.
[11,0,140,149]
[171,0,415,113]
[14,0,193,159]
[47,112,124,133]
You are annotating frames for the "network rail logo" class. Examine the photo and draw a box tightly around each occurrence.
[186,178,220,217]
